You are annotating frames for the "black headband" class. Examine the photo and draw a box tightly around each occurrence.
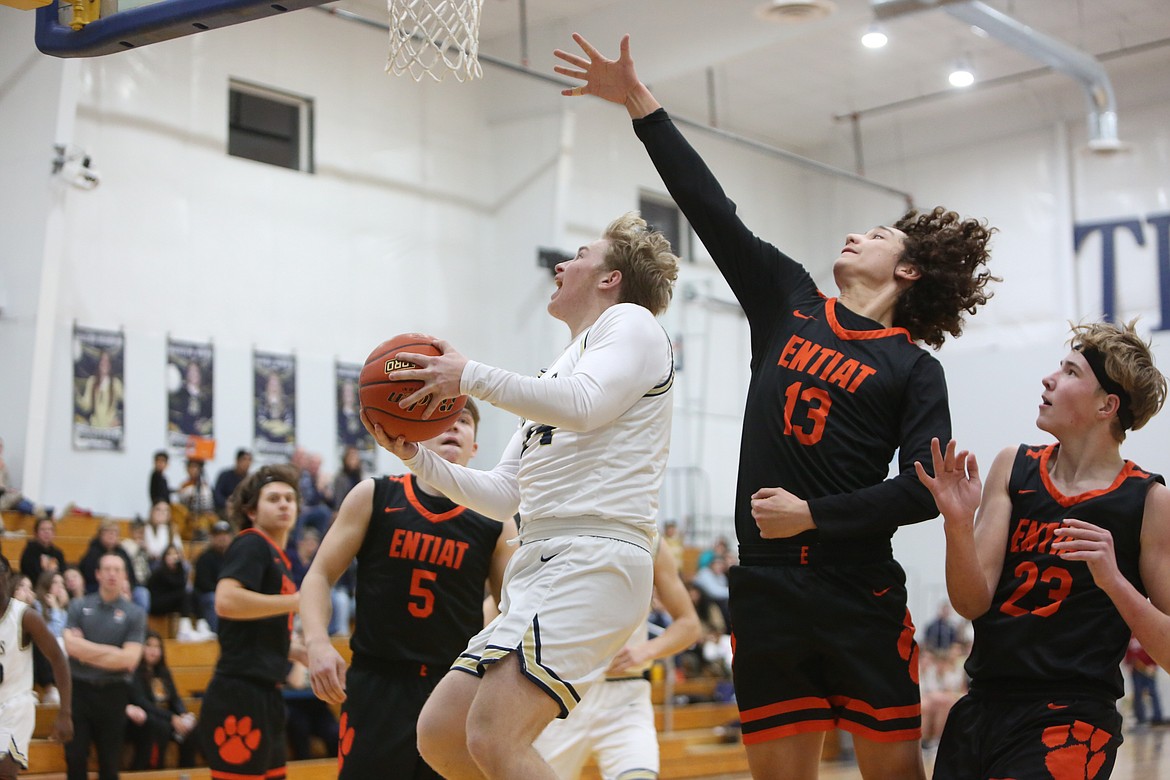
[1077,345,1134,431]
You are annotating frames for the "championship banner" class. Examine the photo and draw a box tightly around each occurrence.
[336,361,375,465]
[72,325,125,451]
[167,338,214,449]
[253,350,296,457]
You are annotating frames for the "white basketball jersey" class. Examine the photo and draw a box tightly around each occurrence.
[470,303,673,547]
[0,600,32,702]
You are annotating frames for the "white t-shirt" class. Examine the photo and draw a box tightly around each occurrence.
[406,303,674,549]
[0,600,32,703]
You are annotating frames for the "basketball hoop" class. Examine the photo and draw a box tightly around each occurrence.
[387,0,484,82]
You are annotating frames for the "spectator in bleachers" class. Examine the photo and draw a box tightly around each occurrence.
[125,630,198,769]
[1125,635,1165,726]
[0,554,73,777]
[0,436,53,520]
[20,517,66,584]
[212,448,252,517]
[121,520,154,590]
[288,528,349,636]
[696,536,730,571]
[920,647,967,749]
[63,565,86,601]
[177,458,215,540]
[292,448,334,541]
[144,501,182,567]
[80,521,149,613]
[331,446,365,508]
[922,600,960,656]
[149,450,171,507]
[64,552,145,780]
[12,574,34,606]
[146,546,199,634]
[193,520,232,633]
[661,518,685,572]
[283,633,339,760]
[691,553,731,626]
[679,582,730,678]
[33,570,70,703]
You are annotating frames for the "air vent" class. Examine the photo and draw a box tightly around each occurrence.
[757,0,837,23]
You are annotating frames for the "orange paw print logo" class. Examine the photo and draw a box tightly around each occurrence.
[1042,719,1113,779]
[214,715,263,765]
[338,712,356,773]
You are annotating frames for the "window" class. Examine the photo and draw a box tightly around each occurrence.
[228,80,313,172]
[639,192,689,261]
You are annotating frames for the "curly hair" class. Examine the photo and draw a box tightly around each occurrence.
[892,207,999,349]
[228,463,300,530]
[603,212,680,316]
[1068,319,1167,441]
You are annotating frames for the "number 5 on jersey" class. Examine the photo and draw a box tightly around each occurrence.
[409,568,437,618]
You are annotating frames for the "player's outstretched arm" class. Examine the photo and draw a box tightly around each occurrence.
[487,517,518,609]
[301,480,376,704]
[554,34,661,120]
[917,440,1012,620]
[215,578,299,620]
[609,544,701,674]
[25,608,73,742]
[1055,483,1170,668]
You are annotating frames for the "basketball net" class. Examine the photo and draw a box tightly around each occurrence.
[387,0,484,82]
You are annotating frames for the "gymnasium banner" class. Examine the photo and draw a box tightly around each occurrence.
[253,350,296,458]
[167,338,214,449]
[72,325,125,451]
[335,361,375,466]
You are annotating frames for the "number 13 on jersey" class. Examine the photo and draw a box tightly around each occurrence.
[783,381,831,445]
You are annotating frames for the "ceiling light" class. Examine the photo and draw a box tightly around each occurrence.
[757,0,837,24]
[861,23,888,49]
[948,59,975,88]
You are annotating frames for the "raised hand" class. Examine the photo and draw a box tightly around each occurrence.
[915,438,981,526]
[554,33,641,106]
[1053,518,1123,591]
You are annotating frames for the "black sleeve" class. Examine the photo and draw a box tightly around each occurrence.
[193,552,217,594]
[219,534,269,593]
[809,354,949,539]
[19,544,39,579]
[632,109,818,341]
[162,668,186,715]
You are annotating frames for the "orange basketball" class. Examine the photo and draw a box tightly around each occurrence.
[359,334,469,443]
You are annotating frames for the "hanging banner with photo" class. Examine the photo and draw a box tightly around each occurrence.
[253,350,296,458]
[72,325,125,451]
[335,360,375,466]
[167,338,214,450]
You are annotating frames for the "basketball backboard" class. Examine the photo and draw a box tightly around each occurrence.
[34,0,333,58]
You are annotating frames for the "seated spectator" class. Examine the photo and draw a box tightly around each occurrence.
[122,520,154,589]
[79,521,149,612]
[691,554,730,626]
[176,458,215,540]
[0,435,52,519]
[292,448,334,541]
[147,546,204,639]
[192,520,232,633]
[331,446,364,508]
[920,647,967,749]
[32,571,70,704]
[288,528,349,636]
[679,582,730,678]
[149,450,171,506]
[20,517,66,584]
[125,630,198,769]
[661,519,685,573]
[13,574,34,605]
[212,448,251,517]
[62,565,86,601]
[696,536,730,572]
[922,601,960,656]
[144,502,182,567]
[284,635,339,760]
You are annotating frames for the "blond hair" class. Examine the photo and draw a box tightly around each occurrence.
[602,212,679,316]
[1069,319,1167,441]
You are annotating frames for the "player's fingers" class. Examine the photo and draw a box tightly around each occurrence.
[965,452,981,483]
[944,439,959,471]
[929,437,944,471]
[914,460,932,487]
[553,49,589,68]
[619,34,631,61]
[554,66,589,81]
[572,32,605,60]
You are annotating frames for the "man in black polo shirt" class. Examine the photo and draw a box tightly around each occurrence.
[63,552,146,780]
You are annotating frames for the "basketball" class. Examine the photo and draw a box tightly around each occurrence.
[358,334,469,443]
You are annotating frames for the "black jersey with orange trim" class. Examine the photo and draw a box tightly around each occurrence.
[350,474,503,668]
[633,109,946,547]
[214,528,296,686]
[966,443,1163,700]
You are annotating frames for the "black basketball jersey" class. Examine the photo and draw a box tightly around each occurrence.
[350,474,503,668]
[966,443,1163,700]
[214,528,296,686]
[634,110,947,549]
